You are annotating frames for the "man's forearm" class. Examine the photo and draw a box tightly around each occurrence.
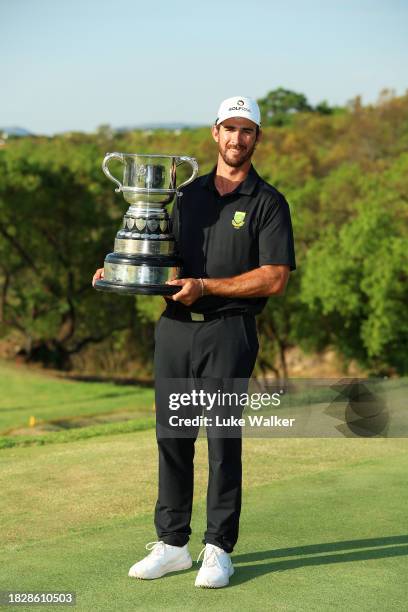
[202,265,289,298]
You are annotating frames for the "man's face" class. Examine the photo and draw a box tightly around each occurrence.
[212,117,260,168]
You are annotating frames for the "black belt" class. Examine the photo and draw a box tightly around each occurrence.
[163,303,249,322]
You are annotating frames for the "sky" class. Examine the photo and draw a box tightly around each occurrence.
[1,0,407,135]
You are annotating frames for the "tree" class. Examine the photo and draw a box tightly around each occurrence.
[314,100,333,115]
[257,88,312,126]
[300,157,408,374]
[1,91,408,377]
[0,139,136,369]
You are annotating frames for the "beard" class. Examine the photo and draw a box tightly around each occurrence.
[219,140,257,168]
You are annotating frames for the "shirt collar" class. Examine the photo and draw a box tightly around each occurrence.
[203,164,260,196]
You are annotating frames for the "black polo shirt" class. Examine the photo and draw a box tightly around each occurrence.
[170,164,296,315]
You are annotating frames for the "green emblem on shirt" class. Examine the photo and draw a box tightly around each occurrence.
[232,211,246,229]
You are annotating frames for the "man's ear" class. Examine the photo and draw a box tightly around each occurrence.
[211,124,220,143]
[256,128,263,143]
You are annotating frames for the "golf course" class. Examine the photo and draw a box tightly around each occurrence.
[1,362,407,611]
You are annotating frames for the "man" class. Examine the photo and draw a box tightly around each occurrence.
[92,95,296,588]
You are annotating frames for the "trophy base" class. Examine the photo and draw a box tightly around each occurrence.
[94,279,180,296]
[95,252,182,296]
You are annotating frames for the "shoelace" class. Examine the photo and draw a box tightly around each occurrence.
[196,546,224,570]
[145,541,165,557]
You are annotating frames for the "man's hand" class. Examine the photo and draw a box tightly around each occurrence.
[92,268,104,287]
[166,278,202,306]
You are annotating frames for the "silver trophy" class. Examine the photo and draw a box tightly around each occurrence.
[94,153,198,295]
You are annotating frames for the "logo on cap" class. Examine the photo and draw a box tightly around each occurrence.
[237,99,244,106]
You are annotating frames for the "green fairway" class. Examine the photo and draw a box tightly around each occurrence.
[0,362,154,434]
[1,429,407,611]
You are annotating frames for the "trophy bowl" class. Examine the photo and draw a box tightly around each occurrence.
[94,153,198,295]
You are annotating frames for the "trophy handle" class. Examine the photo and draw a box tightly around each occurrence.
[175,156,199,192]
[102,152,124,192]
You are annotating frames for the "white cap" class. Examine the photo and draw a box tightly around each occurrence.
[215,96,261,127]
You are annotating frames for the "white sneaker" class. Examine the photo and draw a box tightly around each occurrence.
[195,543,234,588]
[128,541,192,579]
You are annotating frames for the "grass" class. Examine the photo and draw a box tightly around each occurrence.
[1,431,407,611]
[0,417,155,449]
[1,361,407,610]
[0,361,154,434]
[2,361,406,449]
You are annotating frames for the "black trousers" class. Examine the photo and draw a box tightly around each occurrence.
[153,311,259,553]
